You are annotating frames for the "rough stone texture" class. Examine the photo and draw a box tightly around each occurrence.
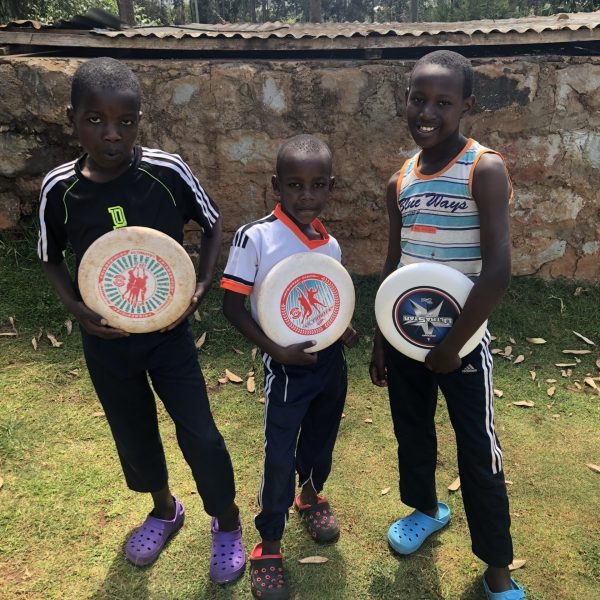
[1,56,598,280]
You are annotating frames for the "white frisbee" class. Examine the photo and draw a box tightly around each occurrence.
[257,252,355,352]
[375,263,487,361]
[78,226,196,334]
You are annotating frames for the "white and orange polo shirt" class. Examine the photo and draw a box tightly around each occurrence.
[220,204,342,322]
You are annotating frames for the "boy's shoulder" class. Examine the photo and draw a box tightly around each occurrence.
[231,211,279,248]
[137,146,198,181]
[42,157,79,188]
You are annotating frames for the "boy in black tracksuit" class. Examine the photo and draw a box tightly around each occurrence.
[38,57,245,582]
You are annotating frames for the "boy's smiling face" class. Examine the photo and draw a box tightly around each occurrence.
[272,150,335,230]
[406,63,474,153]
[68,86,141,182]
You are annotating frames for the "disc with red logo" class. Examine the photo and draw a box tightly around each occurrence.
[78,226,196,333]
[375,263,488,361]
[257,253,355,352]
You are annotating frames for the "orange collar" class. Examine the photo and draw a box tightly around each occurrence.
[274,204,330,249]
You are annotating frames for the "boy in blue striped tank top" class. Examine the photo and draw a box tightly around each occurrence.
[370,51,524,599]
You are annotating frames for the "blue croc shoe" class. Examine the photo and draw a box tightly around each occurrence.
[483,575,525,599]
[387,502,450,555]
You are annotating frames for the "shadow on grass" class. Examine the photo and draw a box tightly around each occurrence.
[368,539,444,600]
[88,529,152,600]
[460,575,486,600]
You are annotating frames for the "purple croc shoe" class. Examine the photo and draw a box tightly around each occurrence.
[125,497,185,566]
[209,517,246,584]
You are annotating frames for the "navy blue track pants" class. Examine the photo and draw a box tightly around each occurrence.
[81,323,236,516]
[385,331,513,567]
[255,341,347,542]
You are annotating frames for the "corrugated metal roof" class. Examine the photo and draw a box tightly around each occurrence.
[97,12,600,39]
[1,12,599,52]
[1,12,599,38]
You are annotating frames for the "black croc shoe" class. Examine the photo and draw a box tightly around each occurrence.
[249,542,289,600]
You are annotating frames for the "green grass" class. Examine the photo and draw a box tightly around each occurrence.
[1,233,599,599]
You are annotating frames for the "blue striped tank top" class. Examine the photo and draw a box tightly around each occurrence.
[397,138,501,278]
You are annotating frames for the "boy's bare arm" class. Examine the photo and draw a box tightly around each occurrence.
[42,261,129,339]
[164,215,223,331]
[223,290,317,366]
[424,153,511,373]
[370,171,402,387]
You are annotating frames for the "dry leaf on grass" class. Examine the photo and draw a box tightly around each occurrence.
[509,559,527,571]
[561,369,571,378]
[547,386,556,397]
[490,335,497,341]
[530,371,536,381]
[573,331,595,346]
[47,334,63,348]
[31,337,38,351]
[298,556,328,564]
[0,332,17,337]
[491,348,502,355]
[252,347,258,361]
[381,487,390,495]
[364,418,373,424]
[513,355,525,365]
[232,347,244,355]
[503,345,513,357]
[574,382,582,390]
[448,477,461,492]
[546,379,557,383]
[246,376,256,393]
[509,337,516,344]
[218,377,228,385]
[526,337,546,344]
[0,476,3,490]
[555,362,576,367]
[584,377,599,392]
[225,369,243,383]
[195,332,207,349]
[92,411,105,418]
[257,397,266,404]
[247,370,254,377]
[494,389,504,398]
[562,349,591,355]
[596,359,600,370]
[193,309,201,322]
[586,463,600,474]
[9,316,17,333]
[67,369,80,377]
[513,400,535,408]
[64,319,73,335]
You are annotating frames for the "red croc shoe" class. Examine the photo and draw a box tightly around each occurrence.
[294,495,340,543]
[249,542,288,600]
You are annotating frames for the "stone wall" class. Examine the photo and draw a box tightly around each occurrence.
[1,55,598,280]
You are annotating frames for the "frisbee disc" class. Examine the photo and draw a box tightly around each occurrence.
[375,263,487,362]
[78,226,196,334]
[257,252,355,352]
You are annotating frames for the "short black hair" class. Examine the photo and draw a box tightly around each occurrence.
[411,50,473,98]
[71,57,141,110]
[276,134,332,177]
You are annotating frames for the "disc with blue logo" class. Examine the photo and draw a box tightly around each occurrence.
[375,263,487,361]
[78,226,196,333]
[257,252,355,352]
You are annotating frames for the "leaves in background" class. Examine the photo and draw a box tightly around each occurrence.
[225,369,243,383]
